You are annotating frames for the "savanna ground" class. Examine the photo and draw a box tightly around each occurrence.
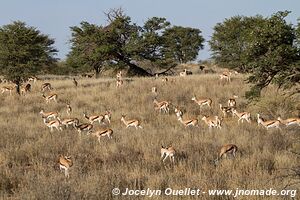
[0,67,299,200]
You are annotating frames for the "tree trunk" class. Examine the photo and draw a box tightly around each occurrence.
[15,78,21,95]
[94,66,101,78]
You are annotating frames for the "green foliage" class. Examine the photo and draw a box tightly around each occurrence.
[0,21,57,83]
[67,9,204,76]
[210,11,300,99]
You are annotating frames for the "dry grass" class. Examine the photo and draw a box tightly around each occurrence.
[0,73,299,200]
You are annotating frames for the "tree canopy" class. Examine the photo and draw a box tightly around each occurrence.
[209,11,300,99]
[67,9,204,77]
[0,21,57,87]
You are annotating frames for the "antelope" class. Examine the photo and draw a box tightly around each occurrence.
[153,98,170,114]
[84,113,105,124]
[66,104,72,115]
[1,85,15,95]
[219,71,232,82]
[228,95,238,107]
[178,116,198,127]
[277,117,300,127]
[73,78,78,87]
[192,96,212,110]
[121,115,143,129]
[161,145,176,163]
[58,155,73,178]
[88,128,113,143]
[257,114,281,130]
[219,104,233,118]
[60,118,79,128]
[43,117,62,132]
[103,110,112,124]
[74,123,93,134]
[116,71,122,80]
[162,77,168,82]
[214,144,238,164]
[28,76,37,83]
[179,69,187,77]
[151,87,157,95]
[232,109,251,123]
[202,116,221,129]
[20,84,31,95]
[41,83,52,92]
[174,106,183,118]
[42,93,58,103]
[116,79,123,88]
[39,109,59,120]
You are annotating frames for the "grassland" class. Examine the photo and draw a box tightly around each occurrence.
[0,72,299,200]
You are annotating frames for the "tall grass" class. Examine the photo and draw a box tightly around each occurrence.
[0,73,299,199]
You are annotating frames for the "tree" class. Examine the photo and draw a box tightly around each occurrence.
[209,11,300,99]
[0,21,57,94]
[67,8,205,77]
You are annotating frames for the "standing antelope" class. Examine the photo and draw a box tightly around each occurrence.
[58,155,73,178]
[66,104,72,115]
[151,87,157,95]
[88,128,113,143]
[43,117,62,132]
[177,116,198,128]
[202,116,222,129]
[153,98,170,114]
[214,144,238,164]
[84,113,105,124]
[116,71,122,79]
[257,114,281,130]
[161,145,176,163]
[227,95,238,107]
[116,79,124,88]
[232,109,251,123]
[179,69,187,77]
[74,123,93,134]
[39,110,59,120]
[121,115,143,129]
[1,85,15,95]
[219,71,232,82]
[174,106,183,118]
[20,84,31,96]
[42,93,58,103]
[219,104,233,118]
[192,96,212,110]
[277,117,300,127]
[28,76,37,83]
[41,83,52,92]
[60,118,79,128]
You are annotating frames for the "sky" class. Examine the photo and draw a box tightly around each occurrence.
[0,0,299,61]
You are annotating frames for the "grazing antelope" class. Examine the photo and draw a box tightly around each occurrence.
[39,109,59,120]
[42,93,58,103]
[121,115,143,129]
[153,98,170,114]
[174,106,183,118]
[1,85,15,95]
[219,71,232,82]
[257,114,281,130]
[74,123,93,134]
[116,79,123,88]
[41,83,52,92]
[88,128,113,143]
[227,95,238,107]
[43,117,62,132]
[219,104,233,118]
[232,109,251,123]
[59,155,73,178]
[214,144,238,164]
[161,145,176,163]
[179,69,187,77]
[84,113,105,124]
[192,96,212,110]
[60,118,79,128]
[73,78,78,87]
[178,116,198,127]
[277,117,300,127]
[66,104,72,115]
[202,116,222,129]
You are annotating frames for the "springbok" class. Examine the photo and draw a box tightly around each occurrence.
[66,104,72,115]
[39,110,59,120]
[20,84,31,96]
[219,104,233,118]
[60,118,79,128]
[28,76,38,83]
[228,95,238,107]
[174,106,183,118]
[88,128,113,143]
[192,96,212,110]
[84,113,104,124]
[219,71,232,82]
[59,155,73,178]
[161,145,176,163]
[116,79,124,88]
[151,87,158,95]
[1,85,15,95]
[232,109,251,123]
[179,69,187,77]
[41,83,52,92]
[43,117,62,132]
[74,123,93,134]
[202,116,222,129]
[177,116,198,128]
[214,144,238,164]
[42,93,58,103]
[257,114,281,130]
[121,115,143,129]
[277,117,300,127]
[153,98,170,114]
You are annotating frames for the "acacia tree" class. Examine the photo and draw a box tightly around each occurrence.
[0,21,57,94]
[210,11,300,99]
[67,8,204,77]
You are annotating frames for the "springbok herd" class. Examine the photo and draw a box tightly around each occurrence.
[1,69,299,178]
